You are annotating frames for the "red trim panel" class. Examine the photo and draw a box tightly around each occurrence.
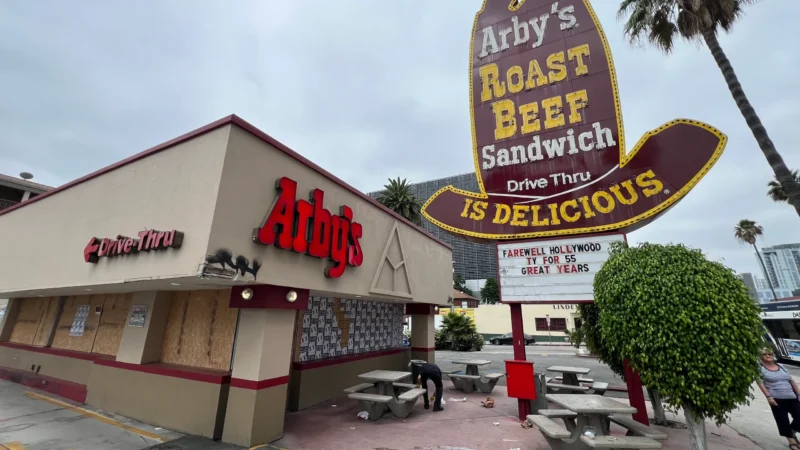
[292,347,408,371]
[405,304,436,315]
[0,115,451,251]
[230,375,289,390]
[94,359,231,385]
[410,347,435,352]
[0,342,111,362]
[0,365,87,403]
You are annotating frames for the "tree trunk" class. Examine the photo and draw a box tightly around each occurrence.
[647,387,667,425]
[702,29,800,217]
[684,405,708,450]
[753,243,779,301]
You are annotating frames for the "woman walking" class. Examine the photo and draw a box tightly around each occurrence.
[758,347,800,449]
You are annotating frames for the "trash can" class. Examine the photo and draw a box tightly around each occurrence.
[530,372,548,413]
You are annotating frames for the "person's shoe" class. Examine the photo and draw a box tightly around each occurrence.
[433,406,444,412]
[424,404,430,409]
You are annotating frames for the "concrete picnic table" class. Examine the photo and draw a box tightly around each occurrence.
[358,370,412,397]
[548,394,639,446]
[451,359,491,376]
[547,366,591,386]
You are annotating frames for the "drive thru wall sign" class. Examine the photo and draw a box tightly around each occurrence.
[421,0,727,243]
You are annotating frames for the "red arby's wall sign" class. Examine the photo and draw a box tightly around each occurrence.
[421,0,727,240]
[84,229,184,263]
[253,177,364,279]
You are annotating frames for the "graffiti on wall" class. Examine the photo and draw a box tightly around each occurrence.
[204,249,261,279]
[298,297,403,362]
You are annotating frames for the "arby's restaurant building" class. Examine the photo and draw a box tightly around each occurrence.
[0,115,452,446]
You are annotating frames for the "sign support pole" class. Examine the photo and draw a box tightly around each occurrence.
[509,303,530,420]
[623,359,649,426]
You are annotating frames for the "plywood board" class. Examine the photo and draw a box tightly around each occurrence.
[160,289,238,371]
[51,295,105,353]
[92,293,133,356]
[32,297,61,347]
[9,298,53,345]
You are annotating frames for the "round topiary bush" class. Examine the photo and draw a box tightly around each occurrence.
[594,242,763,449]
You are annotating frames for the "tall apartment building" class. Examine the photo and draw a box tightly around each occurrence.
[759,244,800,293]
[368,172,497,281]
[0,173,51,211]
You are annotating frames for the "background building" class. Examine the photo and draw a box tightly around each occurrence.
[368,172,496,282]
[759,244,800,294]
[0,173,51,211]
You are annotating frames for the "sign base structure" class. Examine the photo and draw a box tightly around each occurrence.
[497,233,625,304]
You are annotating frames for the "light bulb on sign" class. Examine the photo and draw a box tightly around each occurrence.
[241,288,254,301]
[286,290,298,303]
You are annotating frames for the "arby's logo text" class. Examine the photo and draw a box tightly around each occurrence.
[253,177,364,278]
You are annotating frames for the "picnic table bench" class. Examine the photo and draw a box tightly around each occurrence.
[344,371,430,420]
[448,360,504,393]
[526,394,663,450]
[547,366,591,386]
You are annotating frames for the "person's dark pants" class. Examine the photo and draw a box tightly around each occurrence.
[770,398,800,437]
[423,372,444,410]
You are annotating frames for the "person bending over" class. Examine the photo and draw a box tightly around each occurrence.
[410,360,444,411]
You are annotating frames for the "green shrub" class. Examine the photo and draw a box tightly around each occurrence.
[439,312,484,351]
[594,242,763,429]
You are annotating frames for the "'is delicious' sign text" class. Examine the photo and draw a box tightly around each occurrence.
[253,177,364,278]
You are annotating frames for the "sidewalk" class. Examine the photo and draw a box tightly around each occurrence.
[272,385,759,449]
[725,382,791,450]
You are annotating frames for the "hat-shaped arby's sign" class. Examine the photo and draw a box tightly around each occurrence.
[421,0,727,240]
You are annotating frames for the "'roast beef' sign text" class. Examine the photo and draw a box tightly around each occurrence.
[253,177,364,278]
[84,229,184,263]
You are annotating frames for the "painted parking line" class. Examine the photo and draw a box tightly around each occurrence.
[23,392,166,443]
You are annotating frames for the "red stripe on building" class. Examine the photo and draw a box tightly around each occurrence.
[230,375,290,390]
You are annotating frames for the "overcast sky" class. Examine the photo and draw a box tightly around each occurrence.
[0,0,797,277]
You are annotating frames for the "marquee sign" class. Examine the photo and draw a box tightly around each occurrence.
[253,177,364,278]
[421,0,727,240]
[497,233,624,303]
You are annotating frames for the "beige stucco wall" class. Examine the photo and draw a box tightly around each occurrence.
[0,346,94,385]
[224,384,288,447]
[0,126,231,297]
[474,304,581,339]
[287,349,409,411]
[206,126,452,305]
[87,364,228,439]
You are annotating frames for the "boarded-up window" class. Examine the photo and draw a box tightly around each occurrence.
[93,294,133,356]
[160,289,238,371]
[535,317,567,332]
[51,294,131,355]
[9,297,60,346]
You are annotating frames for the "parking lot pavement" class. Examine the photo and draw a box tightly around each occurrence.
[0,379,180,450]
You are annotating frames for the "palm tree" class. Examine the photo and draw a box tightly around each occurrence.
[767,170,800,203]
[618,0,800,218]
[734,219,778,301]
[376,177,422,225]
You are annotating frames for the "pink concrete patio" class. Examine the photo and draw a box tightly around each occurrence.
[276,385,760,449]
